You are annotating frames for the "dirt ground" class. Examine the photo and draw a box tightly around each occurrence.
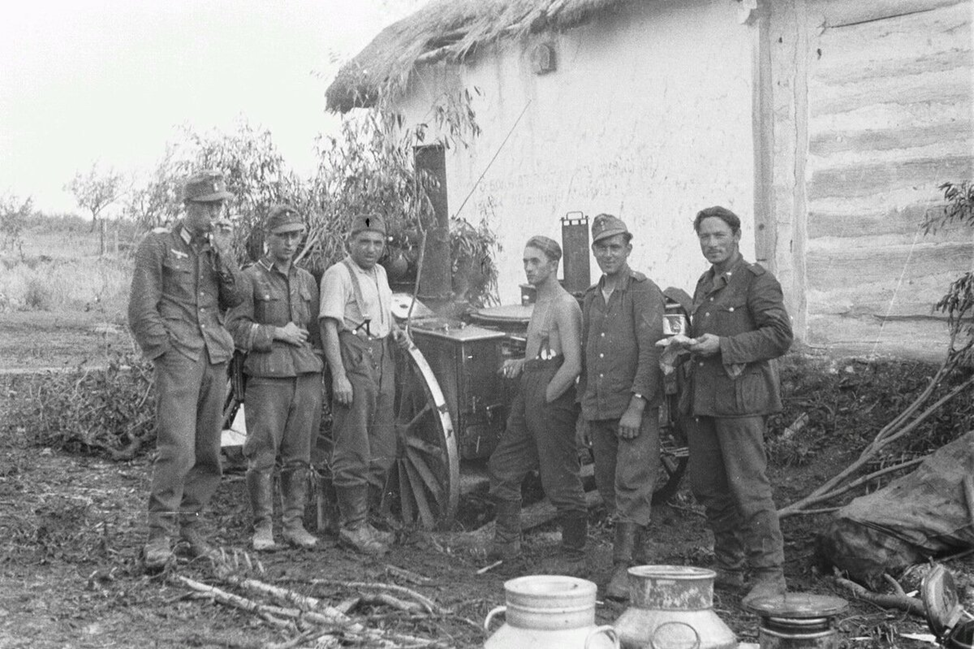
[1,320,970,648]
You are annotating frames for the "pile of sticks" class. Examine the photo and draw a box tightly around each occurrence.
[175,555,475,648]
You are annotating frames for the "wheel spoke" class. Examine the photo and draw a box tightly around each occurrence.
[405,436,446,460]
[404,460,436,528]
[405,447,443,507]
[403,402,433,432]
[398,460,415,523]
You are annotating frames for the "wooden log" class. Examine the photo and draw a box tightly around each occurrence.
[809,0,964,28]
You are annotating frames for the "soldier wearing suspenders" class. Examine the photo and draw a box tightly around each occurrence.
[485,236,589,573]
[318,214,407,556]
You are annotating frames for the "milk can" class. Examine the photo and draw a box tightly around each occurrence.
[613,565,737,649]
[483,575,619,649]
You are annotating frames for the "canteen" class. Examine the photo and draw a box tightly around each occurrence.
[483,575,618,649]
[613,565,737,649]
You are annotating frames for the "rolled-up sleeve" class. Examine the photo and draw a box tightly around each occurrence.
[318,264,347,326]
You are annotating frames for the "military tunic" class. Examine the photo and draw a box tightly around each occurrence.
[579,270,665,526]
[128,221,245,535]
[227,258,323,476]
[685,255,792,574]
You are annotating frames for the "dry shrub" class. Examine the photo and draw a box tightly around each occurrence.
[4,352,156,460]
[0,254,129,318]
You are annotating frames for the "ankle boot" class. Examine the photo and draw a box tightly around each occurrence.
[247,470,279,552]
[281,467,318,549]
[486,499,522,561]
[336,484,388,556]
[606,522,636,601]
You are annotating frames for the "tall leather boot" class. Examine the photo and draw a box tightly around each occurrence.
[633,524,652,565]
[605,522,636,601]
[486,499,522,561]
[367,482,394,546]
[281,467,318,549]
[336,484,388,556]
[247,469,279,552]
[540,514,588,576]
[713,527,746,592]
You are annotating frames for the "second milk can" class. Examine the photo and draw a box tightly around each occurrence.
[484,575,619,649]
[613,565,737,649]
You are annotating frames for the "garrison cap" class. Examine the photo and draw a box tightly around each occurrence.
[591,213,629,243]
[183,170,232,203]
[265,204,304,233]
[350,214,387,236]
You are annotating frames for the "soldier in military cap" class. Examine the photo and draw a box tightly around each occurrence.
[128,169,245,569]
[486,235,588,574]
[318,214,409,556]
[683,206,793,606]
[578,213,666,600]
[227,205,323,552]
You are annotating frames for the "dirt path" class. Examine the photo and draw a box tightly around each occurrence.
[0,320,958,647]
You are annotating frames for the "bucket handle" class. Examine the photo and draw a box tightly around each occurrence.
[649,621,701,649]
[483,606,506,633]
[585,625,620,649]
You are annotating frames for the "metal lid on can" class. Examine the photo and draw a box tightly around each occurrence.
[745,593,849,618]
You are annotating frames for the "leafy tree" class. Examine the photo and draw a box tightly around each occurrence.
[924,181,974,364]
[66,164,123,232]
[0,193,32,257]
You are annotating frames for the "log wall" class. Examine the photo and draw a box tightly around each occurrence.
[768,0,974,358]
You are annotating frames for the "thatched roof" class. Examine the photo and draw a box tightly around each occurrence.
[325,0,637,113]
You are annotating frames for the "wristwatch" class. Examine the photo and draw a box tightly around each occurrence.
[632,393,645,402]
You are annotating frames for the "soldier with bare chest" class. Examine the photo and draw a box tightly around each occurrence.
[488,235,588,574]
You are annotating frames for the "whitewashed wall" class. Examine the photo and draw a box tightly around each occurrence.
[397,0,756,303]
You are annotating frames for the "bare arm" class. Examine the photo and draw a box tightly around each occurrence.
[545,296,582,403]
[321,318,353,406]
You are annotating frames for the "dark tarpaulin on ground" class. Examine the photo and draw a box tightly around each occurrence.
[821,430,974,588]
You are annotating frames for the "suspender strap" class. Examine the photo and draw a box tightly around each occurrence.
[341,258,368,329]
[341,258,387,336]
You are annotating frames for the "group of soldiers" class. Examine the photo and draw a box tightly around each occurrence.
[128,170,793,608]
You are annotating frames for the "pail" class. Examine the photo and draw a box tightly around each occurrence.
[483,575,618,649]
[612,565,737,649]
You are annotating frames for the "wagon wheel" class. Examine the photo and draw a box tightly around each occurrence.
[383,342,460,529]
[652,393,689,504]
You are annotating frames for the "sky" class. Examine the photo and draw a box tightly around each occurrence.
[0,0,422,214]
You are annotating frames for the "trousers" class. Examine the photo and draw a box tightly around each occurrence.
[243,373,322,473]
[686,415,784,572]
[148,350,226,533]
[589,407,660,526]
[330,332,396,488]
[488,357,587,516]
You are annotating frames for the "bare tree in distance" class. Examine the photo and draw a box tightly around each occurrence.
[66,164,123,233]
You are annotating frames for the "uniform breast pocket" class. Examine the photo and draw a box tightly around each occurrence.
[255,291,282,322]
[162,257,191,276]
[715,298,749,333]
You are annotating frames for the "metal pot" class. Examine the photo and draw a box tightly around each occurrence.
[484,575,619,649]
[613,565,737,649]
